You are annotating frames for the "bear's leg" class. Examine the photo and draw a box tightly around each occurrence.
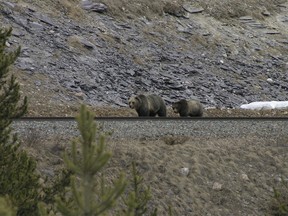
[157,109,167,117]
[149,112,157,117]
[137,108,150,116]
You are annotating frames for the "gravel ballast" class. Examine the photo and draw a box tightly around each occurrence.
[12,118,288,141]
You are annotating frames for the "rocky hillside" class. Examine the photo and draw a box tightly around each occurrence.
[1,0,288,115]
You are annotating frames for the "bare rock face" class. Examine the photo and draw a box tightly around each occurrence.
[1,1,288,109]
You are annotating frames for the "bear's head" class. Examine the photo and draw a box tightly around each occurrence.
[172,99,187,113]
[172,102,181,113]
[128,96,141,109]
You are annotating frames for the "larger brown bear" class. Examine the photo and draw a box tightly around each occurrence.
[172,99,203,117]
[128,94,167,117]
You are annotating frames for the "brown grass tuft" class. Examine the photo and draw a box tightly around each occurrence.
[99,0,285,20]
[162,135,189,145]
[163,1,184,17]
[99,0,171,19]
[12,0,85,20]
[67,35,92,54]
[58,0,85,20]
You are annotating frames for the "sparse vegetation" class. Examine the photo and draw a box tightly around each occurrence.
[67,35,93,54]
[40,105,165,215]
[6,107,288,215]
[12,0,286,21]
[21,127,43,147]
[100,0,286,20]
[100,0,170,19]
[23,104,288,117]
[271,178,288,215]
[10,0,84,19]
[198,0,286,20]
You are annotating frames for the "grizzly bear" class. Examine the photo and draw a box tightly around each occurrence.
[128,94,167,117]
[172,99,203,117]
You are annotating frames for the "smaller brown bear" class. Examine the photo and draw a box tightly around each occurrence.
[172,99,203,117]
[128,94,167,117]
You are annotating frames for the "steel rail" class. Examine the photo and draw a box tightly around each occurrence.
[12,116,288,121]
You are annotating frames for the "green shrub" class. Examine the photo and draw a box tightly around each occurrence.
[124,161,158,216]
[0,196,17,216]
[56,105,126,215]
[0,27,41,216]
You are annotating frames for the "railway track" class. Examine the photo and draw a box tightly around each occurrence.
[12,116,288,120]
[11,117,288,140]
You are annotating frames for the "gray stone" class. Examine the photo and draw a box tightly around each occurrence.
[239,16,253,21]
[30,21,44,30]
[34,80,41,86]
[183,4,204,14]
[261,10,271,16]
[36,14,56,26]
[81,1,108,13]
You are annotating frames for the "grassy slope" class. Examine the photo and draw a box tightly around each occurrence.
[21,132,288,215]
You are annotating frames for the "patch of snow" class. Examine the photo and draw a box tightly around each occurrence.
[240,101,288,110]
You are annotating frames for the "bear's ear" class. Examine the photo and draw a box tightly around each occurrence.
[172,102,178,108]
[135,96,141,102]
[179,100,186,105]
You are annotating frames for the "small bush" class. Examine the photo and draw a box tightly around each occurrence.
[56,105,126,215]
[123,161,158,216]
[271,177,288,215]
[162,135,189,145]
[21,127,43,147]
[163,1,184,17]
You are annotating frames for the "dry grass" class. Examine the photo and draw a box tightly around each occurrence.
[57,0,85,20]
[198,0,286,20]
[99,0,172,19]
[20,133,67,176]
[67,35,94,54]
[106,136,288,215]
[162,0,185,17]
[10,0,85,20]
[162,135,189,145]
[10,0,287,21]
[23,103,288,117]
[19,132,288,215]
[100,0,286,20]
